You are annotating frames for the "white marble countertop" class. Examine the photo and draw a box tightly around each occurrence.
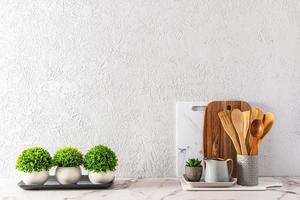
[0,177,299,200]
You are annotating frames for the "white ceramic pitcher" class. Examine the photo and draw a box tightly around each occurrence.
[204,158,233,182]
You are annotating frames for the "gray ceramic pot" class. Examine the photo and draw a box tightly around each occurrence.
[237,155,258,186]
[185,166,203,181]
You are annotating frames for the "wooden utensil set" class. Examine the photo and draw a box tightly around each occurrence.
[218,107,274,155]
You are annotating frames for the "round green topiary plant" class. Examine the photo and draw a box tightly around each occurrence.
[52,147,83,167]
[16,147,52,173]
[83,145,118,173]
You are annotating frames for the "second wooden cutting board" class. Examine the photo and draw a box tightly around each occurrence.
[203,101,251,177]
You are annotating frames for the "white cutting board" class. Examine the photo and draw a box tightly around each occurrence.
[176,102,207,177]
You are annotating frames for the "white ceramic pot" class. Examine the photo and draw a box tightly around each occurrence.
[21,170,49,185]
[55,167,81,185]
[88,171,115,184]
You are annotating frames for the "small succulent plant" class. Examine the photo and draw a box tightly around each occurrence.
[16,147,52,173]
[186,158,202,167]
[52,147,83,167]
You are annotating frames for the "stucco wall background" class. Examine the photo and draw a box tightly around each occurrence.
[0,1,299,178]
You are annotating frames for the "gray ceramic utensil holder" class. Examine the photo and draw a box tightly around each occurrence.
[237,155,258,186]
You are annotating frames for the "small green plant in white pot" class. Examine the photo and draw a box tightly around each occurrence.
[83,145,118,184]
[53,147,83,185]
[16,147,52,185]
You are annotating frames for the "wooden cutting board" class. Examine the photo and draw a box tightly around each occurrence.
[203,101,251,177]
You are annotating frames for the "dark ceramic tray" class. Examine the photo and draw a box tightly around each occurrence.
[18,175,114,190]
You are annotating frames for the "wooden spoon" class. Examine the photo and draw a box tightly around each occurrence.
[250,107,264,122]
[231,109,248,155]
[250,120,264,155]
[218,111,242,155]
[247,107,264,153]
[258,112,275,146]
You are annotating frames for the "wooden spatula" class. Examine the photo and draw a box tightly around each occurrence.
[218,111,242,155]
[258,112,275,146]
[231,109,248,155]
[242,110,250,141]
[247,107,264,153]
[250,120,264,155]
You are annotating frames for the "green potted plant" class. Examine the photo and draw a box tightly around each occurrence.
[16,147,52,185]
[83,145,118,184]
[52,147,83,185]
[185,158,202,181]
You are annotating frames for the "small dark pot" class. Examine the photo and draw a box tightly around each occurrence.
[185,166,203,181]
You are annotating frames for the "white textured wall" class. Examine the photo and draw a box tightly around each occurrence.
[0,1,299,178]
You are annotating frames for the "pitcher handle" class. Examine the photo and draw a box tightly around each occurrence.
[203,159,207,170]
[226,158,233,177]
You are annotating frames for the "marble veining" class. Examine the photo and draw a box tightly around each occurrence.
[1,177,300,200]
[176,102,206,176]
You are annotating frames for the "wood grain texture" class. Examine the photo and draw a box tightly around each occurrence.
[261,113,275,141]
[231,109,248,155]
[257,112,275,147]
[218,111,241,155]
[242,111,251,141]
[250,120,264,155]
[203,101,251,177]
[246,107,264,153]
